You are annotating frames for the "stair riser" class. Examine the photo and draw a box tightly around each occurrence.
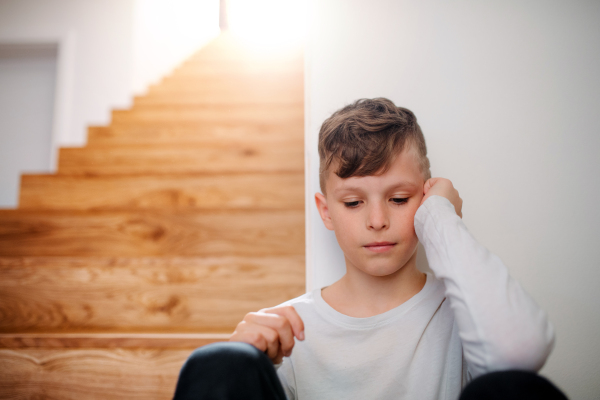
[57,145,303,175]
[87,125,304,146]
[19,173,304,211]
[0,348,197,400]
[0,210,304,256]
[0,256,304,332]
[111,105,303,125]
[136,93,303,106]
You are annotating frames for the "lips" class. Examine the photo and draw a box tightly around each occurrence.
[363,241,396,253]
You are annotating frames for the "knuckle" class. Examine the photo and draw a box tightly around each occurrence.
[243,312,256,322]
[248,331,263,346]
[265,330,278,343]
[282,341,293,352]
[235,321,248,331]
[274,317,287,330]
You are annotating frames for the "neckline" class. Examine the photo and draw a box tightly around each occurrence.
[313,272,436,329]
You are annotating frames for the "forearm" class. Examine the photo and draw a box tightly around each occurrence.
[415,196,555,377]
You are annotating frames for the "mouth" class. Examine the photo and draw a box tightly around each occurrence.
[363,241,396,253]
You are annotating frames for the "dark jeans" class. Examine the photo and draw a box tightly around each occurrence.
[173,342,568,400]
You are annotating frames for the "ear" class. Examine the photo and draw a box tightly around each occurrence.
[314,192,334,231]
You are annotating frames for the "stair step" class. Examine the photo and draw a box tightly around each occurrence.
[110,104,303,125]
[0,332,228,348]
[0,210,304,256]
[19,173,304,210]
[167,61,303,78]
[0,344,205,399]
[0,256,303,332]
[158,72,303,86]
[186,36,302,64]
[139,81,303,105]
[86,125,303,146]
[57,143,303,175]
[134,94,301,107]
[167,64,303,76]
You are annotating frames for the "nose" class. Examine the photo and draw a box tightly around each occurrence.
[367,202,389,231]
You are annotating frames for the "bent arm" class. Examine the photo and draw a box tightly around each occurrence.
[415,196,555,378]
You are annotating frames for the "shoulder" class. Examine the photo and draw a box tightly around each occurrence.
[278,290,317,309]
[275,289,325,324]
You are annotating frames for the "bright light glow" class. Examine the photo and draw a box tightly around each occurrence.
[227,0,307,51]
[132,0,219,94]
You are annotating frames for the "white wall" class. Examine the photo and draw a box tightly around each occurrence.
[131,0,219,95]
[0,44,57,207]
[0,0,219,149]
[305,1,600,398]
[0,0,136,148]
[0,0,219,207]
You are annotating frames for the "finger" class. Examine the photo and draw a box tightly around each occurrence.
[236,322,280,360]
[273,348,285,365]
[230,322,268,352]
[423,178,438,195]
[245,312,295,356]
[264,306,305,341]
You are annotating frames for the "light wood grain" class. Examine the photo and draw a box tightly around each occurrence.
[0,348,193,400]
[164,61,303,79]
[157,73,303,88]
[184,33,303,64]
[19,173,304,210]
[0,333,229,349]
[0,210,304,256]
[165,63,303,76]
[57,143,303,175]
[1,30,306,398]
[139,86,303,106]
[86,125,303,146]
[0,256,304,332]
[110,104,303,125]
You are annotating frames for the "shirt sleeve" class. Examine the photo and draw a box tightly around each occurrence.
[414,195,555,378]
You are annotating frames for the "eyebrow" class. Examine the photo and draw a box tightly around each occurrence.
[334,181,420,194]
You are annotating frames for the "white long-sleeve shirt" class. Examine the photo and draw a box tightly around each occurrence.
[276,196,554,400]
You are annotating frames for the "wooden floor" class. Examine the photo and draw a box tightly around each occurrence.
[0,32,305,399]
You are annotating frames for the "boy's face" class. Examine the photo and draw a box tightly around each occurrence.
[315,146,425,278]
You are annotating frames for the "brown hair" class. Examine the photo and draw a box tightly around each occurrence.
[318,98,431,193]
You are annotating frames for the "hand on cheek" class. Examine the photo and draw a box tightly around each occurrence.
[421,178,463,218]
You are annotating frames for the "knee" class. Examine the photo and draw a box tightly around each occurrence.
[460,370,568,400]
[180,341,270,377]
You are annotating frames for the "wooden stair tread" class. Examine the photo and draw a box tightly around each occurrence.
[0,31,305,399]
[110,104,303,125]
[0,256,304,331]
[19,173,304,210]
[0,210,304,256]
[86,125,303,146]
[136,92,302,106]
[57,143,303,175]
[158,73,303,86]
[0,333,229,349]
[0,347,195,399]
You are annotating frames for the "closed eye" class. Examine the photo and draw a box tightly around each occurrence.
[390,198,408,205]
[344,200,361,208]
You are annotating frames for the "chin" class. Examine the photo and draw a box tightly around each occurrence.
[364,263,405,277]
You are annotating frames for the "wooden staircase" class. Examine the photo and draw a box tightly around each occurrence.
[0,33,305,399]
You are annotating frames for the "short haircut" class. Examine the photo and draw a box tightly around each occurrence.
[318,98,431,193]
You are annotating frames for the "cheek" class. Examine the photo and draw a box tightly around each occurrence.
[396,204,420,238]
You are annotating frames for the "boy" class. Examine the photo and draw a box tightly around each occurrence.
[174,98,565,400]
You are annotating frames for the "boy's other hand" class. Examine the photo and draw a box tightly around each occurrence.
[422,178,463,218]
[229,305,305,364]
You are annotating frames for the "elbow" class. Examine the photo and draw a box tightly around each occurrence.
[488,321,555,373]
